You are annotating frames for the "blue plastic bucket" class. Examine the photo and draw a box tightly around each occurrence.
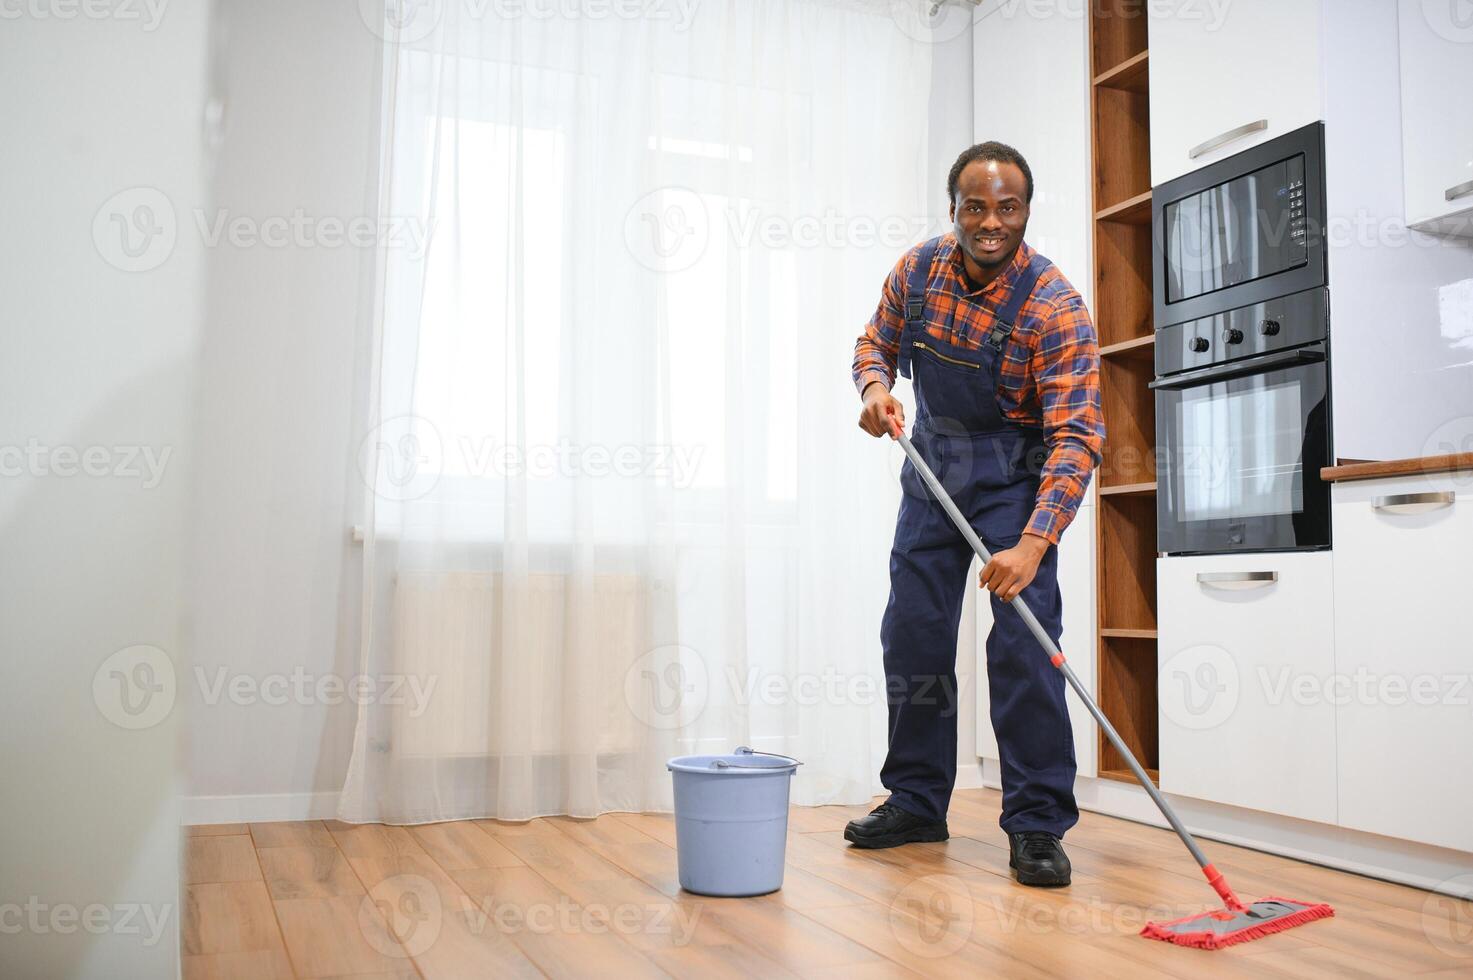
[666,746,801,896]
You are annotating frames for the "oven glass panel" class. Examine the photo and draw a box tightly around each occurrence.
[1177,380,1303,522]
[1165,154,1308,304]
[1157,357,1329,554]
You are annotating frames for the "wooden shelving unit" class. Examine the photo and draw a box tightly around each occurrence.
[1089,2,1159,786]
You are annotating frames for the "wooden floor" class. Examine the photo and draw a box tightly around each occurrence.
[182,787,1473,978]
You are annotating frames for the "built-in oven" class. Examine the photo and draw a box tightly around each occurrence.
[1150,122,1333,555]
[1152,287,1331,554]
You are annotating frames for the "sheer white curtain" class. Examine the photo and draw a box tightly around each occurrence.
[340,0,947,823]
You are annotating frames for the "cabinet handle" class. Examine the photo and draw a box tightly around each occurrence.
[1447,179,1473,203]
[1196,571,1278,591]
[1188,119,1268,160]
[1371,491,1456,514]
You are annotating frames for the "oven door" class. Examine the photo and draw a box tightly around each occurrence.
[1153,347,1330,555]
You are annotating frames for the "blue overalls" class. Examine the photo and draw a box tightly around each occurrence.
[879,236,1079,838]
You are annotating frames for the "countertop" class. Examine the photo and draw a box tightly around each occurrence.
[1320,452,1473,483]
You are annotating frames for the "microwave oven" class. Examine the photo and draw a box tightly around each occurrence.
[1152,122,1327,331]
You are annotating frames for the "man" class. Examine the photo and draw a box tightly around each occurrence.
[846,142,1103,887]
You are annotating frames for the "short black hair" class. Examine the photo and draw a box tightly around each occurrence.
[948,141,1033,205]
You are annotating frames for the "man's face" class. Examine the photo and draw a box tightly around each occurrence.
[949,159,1030,275]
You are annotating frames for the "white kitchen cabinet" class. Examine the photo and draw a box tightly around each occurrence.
[1397,1,1473,236]
[1333,473,1473,852]
[1157,551,1337,823]
[1148,0,1324,185]
[975,502,1097,778]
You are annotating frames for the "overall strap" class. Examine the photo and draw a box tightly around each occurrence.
[984,252,1051,351]
[896,236,943,380]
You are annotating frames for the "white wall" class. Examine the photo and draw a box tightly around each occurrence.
[1324,0,1473,463]
[967,0,1095,783]
[0,5,209,977]
[184,0,382,819]
[970,0,1093,308]
[922,4,983,779]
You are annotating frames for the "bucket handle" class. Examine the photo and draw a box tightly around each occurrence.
[710,745,803,769]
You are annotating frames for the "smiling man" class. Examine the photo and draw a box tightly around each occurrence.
[847,142,1103,888]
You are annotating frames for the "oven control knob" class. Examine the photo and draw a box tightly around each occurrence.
[1224,328,1245,345]
[1189,336,1209,353]
[1260,318,1281,336]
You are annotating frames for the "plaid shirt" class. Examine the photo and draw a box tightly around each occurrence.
[853,235,1103,544]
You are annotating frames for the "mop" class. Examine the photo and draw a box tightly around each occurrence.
[890,425,1334,950]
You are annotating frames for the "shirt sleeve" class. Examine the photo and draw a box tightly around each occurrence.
[1025,294,1105,544]
[852,250,912,396]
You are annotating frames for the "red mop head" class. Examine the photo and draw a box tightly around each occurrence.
[1141,896,1335,949]
[1140,864,1334,949]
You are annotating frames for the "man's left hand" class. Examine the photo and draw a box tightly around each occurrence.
[978,533,1050,603]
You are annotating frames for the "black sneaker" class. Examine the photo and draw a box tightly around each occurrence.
[1008,831,1071,886]
[843,803,949,849]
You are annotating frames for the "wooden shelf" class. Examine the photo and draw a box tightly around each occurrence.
[1090,0,1147,77]
[1093,49,1148,93]
[1098,635,1159,778]
[1098,494,1157,632]
[1093,88,1151,218]
[1098,482,1155,497]
[1095,189,1152,224]
[1099,768,1160,787]
[1099,355,1156,484]
[1094,222,1152,345]
[1100,334,1154,363]
[1090,0,1157,803]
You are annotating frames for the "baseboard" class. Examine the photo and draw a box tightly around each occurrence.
[182,791,341,826]
[979,760,1473,899]
[953,759,987,792]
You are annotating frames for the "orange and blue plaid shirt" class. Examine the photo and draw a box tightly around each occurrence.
[853,235,1104,544]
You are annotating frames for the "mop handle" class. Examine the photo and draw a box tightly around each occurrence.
[894,431,1217,875]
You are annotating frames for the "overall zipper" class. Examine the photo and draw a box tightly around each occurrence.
[913,340,979,369]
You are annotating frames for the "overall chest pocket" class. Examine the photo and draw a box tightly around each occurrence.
[911,339,1006,434]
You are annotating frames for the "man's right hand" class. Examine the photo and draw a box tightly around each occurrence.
[858,382,905,439]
